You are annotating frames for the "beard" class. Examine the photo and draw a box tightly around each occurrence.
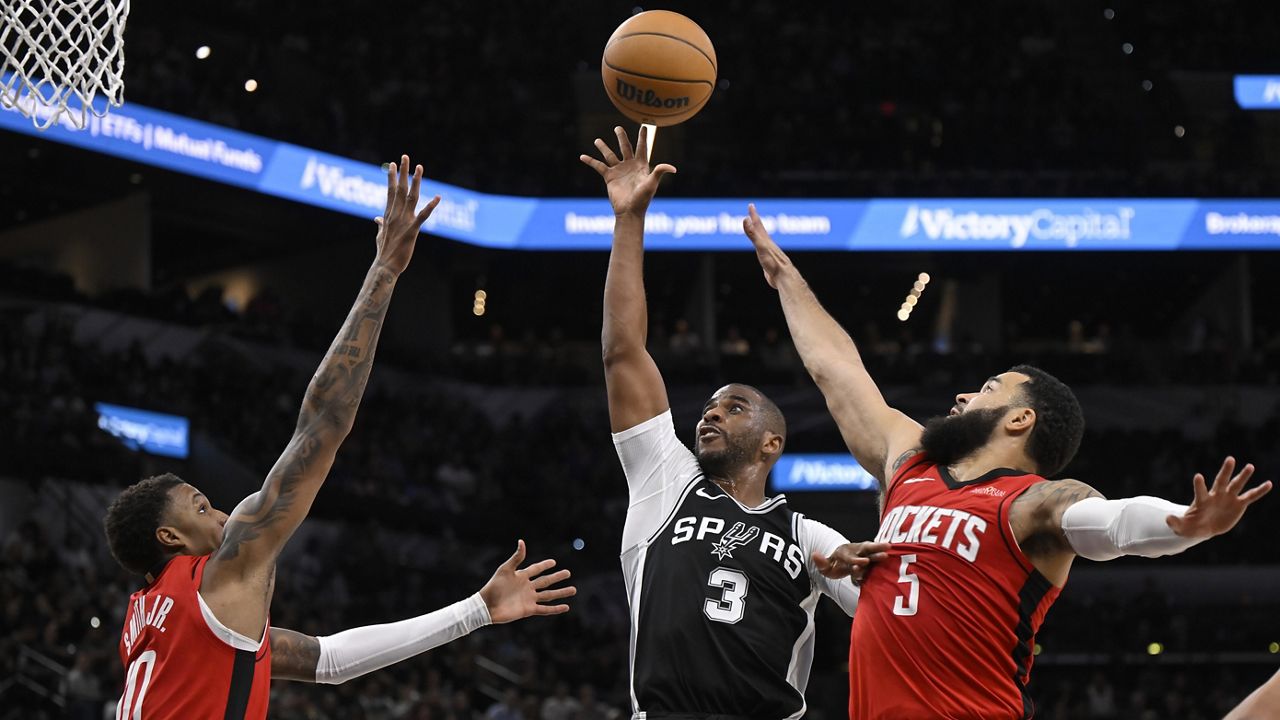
[695,431,756,477]
[919,407,1006,467]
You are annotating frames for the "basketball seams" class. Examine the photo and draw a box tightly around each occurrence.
[601,60,715,89]
[604,31,717,74]
[601,12,716,125]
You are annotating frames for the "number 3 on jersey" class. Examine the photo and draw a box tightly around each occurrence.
[704,567,749,624]
[893,554,920,616]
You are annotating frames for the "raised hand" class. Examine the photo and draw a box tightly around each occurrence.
[1166,456,1272,538]
[812,542,891,582]
[479,540,577,624]
[742,203,797,289]
[579,126,677,218]
[374,154,441,276]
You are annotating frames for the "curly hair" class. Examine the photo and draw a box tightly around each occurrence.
[104,473,185,575]
[1009,365,1085,477]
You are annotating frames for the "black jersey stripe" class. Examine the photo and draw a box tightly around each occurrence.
[1011,570,1053,720]
[641,474,705,547]
[222,647,257,719]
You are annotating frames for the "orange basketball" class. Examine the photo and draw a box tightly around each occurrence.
[601,10,717,127]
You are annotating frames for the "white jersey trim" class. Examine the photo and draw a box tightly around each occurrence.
[625,543,650,716]
[783,587,822,720]
[196,591,266,652]
[794,512,859,617]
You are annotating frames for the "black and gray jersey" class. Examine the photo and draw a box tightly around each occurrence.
[613,411,858,720]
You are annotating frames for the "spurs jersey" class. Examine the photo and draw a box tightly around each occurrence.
[849,454,1062,720]
[614,410,858,720]
[117,555,271,719]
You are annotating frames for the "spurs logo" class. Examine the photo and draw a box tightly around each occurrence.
[710,522,760,560]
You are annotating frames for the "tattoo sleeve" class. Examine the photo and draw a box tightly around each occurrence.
[270,627,321,682]
[1012,479,1105,558]
[878,448,923,514]
[215,264,399,564]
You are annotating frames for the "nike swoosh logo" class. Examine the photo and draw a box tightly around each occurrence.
[696,488,728,500]
[902,477,934,485]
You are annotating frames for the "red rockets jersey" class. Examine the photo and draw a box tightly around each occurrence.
[117,555,272,719]
[849,454,1061,720]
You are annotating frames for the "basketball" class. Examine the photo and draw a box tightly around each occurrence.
[601,10,717,127]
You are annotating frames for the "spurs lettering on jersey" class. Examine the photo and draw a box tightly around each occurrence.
[873,504,989,562]
[671,516,806,579]
[122,594,174,655]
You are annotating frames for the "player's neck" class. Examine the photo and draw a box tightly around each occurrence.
[710,474,767,507]
[948,444,1036,482]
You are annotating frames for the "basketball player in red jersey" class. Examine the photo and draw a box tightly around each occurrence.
[742,205,1273,719]
[103,157,575,720]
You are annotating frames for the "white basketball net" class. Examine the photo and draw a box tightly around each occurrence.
[0,0,130,131]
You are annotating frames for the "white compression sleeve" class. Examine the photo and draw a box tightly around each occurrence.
[314,593,491,684]
[1060,496,1205,562]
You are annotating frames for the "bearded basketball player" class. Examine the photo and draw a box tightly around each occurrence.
[104,157,575,719]
[581,127,888,720]
[742,204,1272,719]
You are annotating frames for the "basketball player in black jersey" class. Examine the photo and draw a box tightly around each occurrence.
[581,127,888,719]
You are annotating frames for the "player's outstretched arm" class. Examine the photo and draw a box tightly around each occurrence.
[204,157,439,604]
[742,204,921,489]
[1012,457,1271,584]
[1224,666,1280,720]
[270,541,574,684]
[581,126,677,433]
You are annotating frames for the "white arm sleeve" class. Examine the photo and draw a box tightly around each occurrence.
[1060,496,1205,562]
[613,410,702,551]
[315,593,491,684]
[797,515,859,617]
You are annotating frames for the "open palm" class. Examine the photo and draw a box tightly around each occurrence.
[1167,456,1272,538]
[580,126,677,218]
[478,540,576,624]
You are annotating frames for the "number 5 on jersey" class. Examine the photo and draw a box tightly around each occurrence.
[894,554,920,616]
[704,567,749,624]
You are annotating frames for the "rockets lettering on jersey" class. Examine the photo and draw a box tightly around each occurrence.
[849,458,1063,720]
[873,504,989,562]
[669,515,807,579]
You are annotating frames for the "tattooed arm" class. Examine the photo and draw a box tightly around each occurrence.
[201,156,441,638]
[1011,457,1271,586]
[1009,479,1103,585]
[271,628,321,682]
[742,204,922,498]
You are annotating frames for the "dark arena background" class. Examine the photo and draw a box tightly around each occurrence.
[3,1,1280,718]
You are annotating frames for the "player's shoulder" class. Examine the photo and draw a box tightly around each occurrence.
[1014,477,1102,502]
[1009,478,1105,521]
[611,408,676,443]
[793,510,847,546]
[889,448,933,480]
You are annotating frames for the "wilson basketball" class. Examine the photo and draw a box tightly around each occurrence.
[601,11,717,127]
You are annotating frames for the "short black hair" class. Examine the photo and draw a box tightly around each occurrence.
[104,473,185,575]
[1008,365,1085,477]
[731,383,787,449]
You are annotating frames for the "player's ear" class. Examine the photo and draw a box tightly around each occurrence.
[1006,407,1035,435]
[761,431,784,459]
[155,523,184,551]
